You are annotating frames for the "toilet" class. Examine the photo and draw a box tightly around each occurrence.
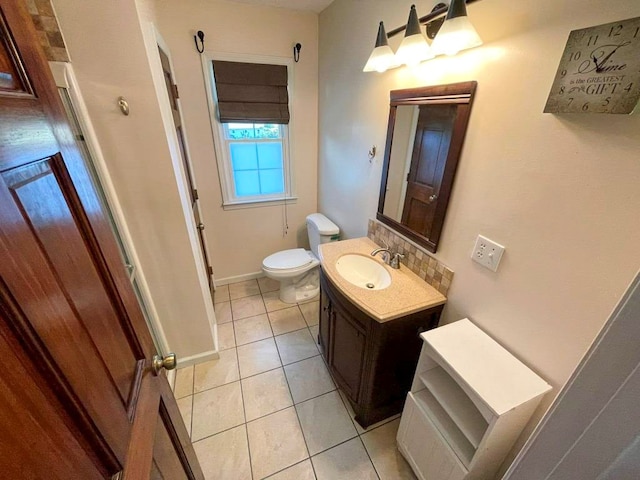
[262,213,340,304]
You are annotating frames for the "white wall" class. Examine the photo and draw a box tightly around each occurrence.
[52,0,216,360]
[155,0,319,282]
[319,0,640,468]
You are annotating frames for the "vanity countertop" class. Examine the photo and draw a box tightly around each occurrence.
[318,237,446,323]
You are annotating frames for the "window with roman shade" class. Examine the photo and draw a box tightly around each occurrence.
[207,57,295,207]
[212,60,290,124]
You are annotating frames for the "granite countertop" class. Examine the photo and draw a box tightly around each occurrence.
[318,237,447,323]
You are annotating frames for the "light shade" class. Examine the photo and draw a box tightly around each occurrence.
[431,0,482,56]
[395,5,434,66]
[363,22,398,73]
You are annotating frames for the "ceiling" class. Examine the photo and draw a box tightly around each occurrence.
[223,0,335,13]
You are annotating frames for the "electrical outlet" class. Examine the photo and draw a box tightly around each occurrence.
[471,235,505,272]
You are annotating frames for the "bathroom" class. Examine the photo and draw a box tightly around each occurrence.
[2,0,640,478]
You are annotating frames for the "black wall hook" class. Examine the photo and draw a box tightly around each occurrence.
[293,43,302,62]
[194,30,205,53]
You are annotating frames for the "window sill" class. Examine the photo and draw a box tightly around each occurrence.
[222,196,298,210]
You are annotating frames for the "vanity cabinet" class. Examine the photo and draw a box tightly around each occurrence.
[397,319,551,480]
[319,270,443,428]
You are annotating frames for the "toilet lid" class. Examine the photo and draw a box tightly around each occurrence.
[263,248,314,270]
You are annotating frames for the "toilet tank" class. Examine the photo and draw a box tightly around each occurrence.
[306,213,340,257]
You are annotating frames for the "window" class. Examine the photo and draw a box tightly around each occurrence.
[205,56,295,207]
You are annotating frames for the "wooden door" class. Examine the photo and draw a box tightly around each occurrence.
[158,46,214,295]
[0,2,203,479]
[401,104,457,238]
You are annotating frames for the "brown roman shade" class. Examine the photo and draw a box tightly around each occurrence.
[212,60,290,124]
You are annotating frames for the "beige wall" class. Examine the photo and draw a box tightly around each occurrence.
[155,0,319,282]
[319,0,640,467]
[52,0,216,360]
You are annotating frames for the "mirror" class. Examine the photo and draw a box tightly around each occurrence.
[377,82,477,253]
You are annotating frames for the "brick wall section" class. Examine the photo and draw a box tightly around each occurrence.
[25,0,69,62]
[367,219,454,296]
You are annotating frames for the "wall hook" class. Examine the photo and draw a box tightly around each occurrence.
[368,145,377,163]
[293,43,302,62]
[194,30,205,53]
[117,96,130,116]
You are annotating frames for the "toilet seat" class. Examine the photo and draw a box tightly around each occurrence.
[262,248,319,277]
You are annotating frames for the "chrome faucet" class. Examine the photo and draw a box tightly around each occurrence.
[371,242,405,269]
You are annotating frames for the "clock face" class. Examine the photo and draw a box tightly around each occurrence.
[544,16,640,114]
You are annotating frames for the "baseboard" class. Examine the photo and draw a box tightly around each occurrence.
[166,368,176,391]
[177,349,219,368]
[215,271,264,286]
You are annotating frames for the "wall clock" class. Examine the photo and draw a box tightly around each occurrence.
[544,16,640,114]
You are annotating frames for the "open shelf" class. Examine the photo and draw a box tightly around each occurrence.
[413,388,475,467]
[419,367,488,448]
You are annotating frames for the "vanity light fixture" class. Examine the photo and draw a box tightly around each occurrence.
[363,0,482,72]
[363,21,398,73]
[431,0,483,56]
[395,5,434,67]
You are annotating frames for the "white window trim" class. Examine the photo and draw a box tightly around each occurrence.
[201,51,297,208]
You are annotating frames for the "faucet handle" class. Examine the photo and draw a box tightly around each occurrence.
[390,253,405,269]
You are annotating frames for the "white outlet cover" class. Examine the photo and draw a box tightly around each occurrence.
[471,235,505,272]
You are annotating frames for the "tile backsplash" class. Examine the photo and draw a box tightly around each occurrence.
[367,219,453,296]
[25,0,70,62]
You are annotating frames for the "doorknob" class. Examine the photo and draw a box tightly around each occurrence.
[428,194,438,203]
[197,223,205,231]
[152,353,177,375]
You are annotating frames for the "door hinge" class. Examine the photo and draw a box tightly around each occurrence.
[193,188,199,200]
[171,84,179,100]
[406,172,410,181]
[207,266,214,276]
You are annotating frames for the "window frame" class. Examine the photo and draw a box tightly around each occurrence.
[202,52,296,209]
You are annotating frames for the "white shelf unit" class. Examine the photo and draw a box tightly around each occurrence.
[397,319,552,480]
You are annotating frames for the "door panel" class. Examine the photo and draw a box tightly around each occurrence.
[330,308,366,402]
[401,104,456,238]
[0,1,203,478]
[158,46,214,292]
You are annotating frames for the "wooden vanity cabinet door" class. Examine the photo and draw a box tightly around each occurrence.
[330,306,367,402]
[318,287,331,358]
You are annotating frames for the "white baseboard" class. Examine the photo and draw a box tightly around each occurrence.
[178,349,220,368]
[215,271,264,286]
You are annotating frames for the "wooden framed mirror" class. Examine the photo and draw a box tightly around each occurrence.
[377,81,477,253]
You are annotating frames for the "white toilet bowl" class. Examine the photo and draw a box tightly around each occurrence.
[262,248,320,304]
[262,213,340,304]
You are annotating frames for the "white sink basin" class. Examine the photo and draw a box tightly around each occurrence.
[335,254,391,290]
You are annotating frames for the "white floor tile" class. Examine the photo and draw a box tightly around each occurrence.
[284,356,335,404]
[191,382,245,441]
[217,323,236,350]
[258,276,280,294]
[174,365,194,399]
[194,349,239,393]
[337,389,399,434]
[266,459,316,480]
[269,306,307,335]
[276,328,322,365]
[215,301,232,324]
[177,396,192,437]
[299,301,320,326]
[296,391,358,455]
[214,284,230,304]
[361,419,416,480]
[247,407,309,479]
[312,438,378,480]
[232,294,266,320]
[241,368,292,421]
[229,279,261,300]
[194,424,251,480]
[263,290,292,312]
[237,337,282,378]
[234,313,273,346]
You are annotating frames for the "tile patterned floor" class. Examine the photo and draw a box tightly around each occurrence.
[174,277,416,480]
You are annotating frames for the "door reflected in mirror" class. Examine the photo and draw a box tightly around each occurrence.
[377,82,477,253]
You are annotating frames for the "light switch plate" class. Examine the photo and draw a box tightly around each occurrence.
[471,235,505,272]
